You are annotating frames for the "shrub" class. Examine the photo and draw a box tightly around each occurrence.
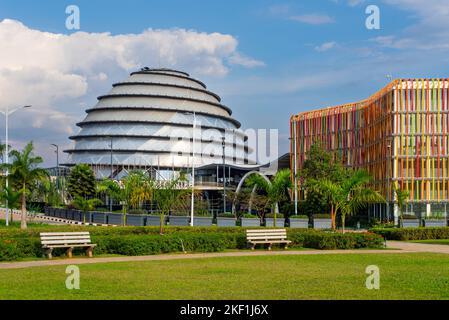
[289,215,308,219]
[284,229,383,249]
[127,209,148,215]
[313,214,331,219]
[0,225,384,261]
[242,214,258,218]
[371,227,449,240]
[217,213,235,218]
[265,214,284,218]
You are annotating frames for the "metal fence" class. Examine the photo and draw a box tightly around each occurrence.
[44,207,316,228]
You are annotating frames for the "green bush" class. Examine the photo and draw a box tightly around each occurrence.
[93,233,247,256]
[242,214,258,218]
[217,213,235,218]
[127,209,148,215]
[265,214,284,218]
[0,225,384,261]
[313,214,331,219]
[371,227,449,240]
[294,231,383,249]
[289,215,308,219]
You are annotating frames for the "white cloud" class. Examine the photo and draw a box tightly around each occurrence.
[0,19,263,163]
[268,4,291,15]
[347,0,365,6]
[228,53,265,67]
[373,0,449,50]
[289,14,335,25]
[315,41,337,52]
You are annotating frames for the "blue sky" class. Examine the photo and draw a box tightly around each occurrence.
[0,0,448,166]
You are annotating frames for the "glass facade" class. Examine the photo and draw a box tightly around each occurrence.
[290,79,449,218]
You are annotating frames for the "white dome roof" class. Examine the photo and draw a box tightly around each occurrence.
[65,68,249,171]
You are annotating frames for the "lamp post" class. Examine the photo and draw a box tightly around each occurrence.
[50,144,60,202]
[222,136,226,214]
[183,111,196,226]
[387,141,391,223]
[1,105,32,226]
[109,136,113,212]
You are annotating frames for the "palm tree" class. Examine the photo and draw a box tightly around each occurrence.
[314,170,385,232]
[99,171,154,225]
[153,175,189,234]
[245,169,292,227]
[0,186,21,223]
[2,142,48,229]
[72,196,102,224]
[394,186,409,228]
[309,179,339,230]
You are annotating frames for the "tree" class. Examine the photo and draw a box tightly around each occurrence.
[67,164,96,200]
[300,143,347,217]
[153,175,190,234]
[3,142,49,229]
[32,179,61,207]
[244,169,292,227]
[72,196,102,224]
[394,186,409,228]
[313,170,385,232]
[99,171,154,225]
[0,186,21,223]
[247,193,271,223]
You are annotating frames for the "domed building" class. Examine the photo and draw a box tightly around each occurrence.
[64,68,251,182]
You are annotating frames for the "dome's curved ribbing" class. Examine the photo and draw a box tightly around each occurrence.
[65,68,248,176]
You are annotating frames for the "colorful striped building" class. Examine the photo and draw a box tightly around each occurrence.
[290,79,449,222]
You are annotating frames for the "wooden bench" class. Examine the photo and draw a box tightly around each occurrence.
[246,229,291,250]
[40,232,97,259]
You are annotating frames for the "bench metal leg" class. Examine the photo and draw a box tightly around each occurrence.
[66,247,73,258]
[86,247,93,258]
[45,248,53,260]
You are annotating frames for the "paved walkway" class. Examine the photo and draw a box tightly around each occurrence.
[0,247,413,270]
[0,210,66,225]
[2,238,449,270]
[387,240,449,254]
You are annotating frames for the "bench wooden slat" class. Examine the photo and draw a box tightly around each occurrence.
[247,237,287,241]
[247,233,287,237]
[40,231,96,259]
[246,229,285,233]
[247,234,287,237]
[42,240,92,245]
[41,236,91,240]
[40,232,90,236]
[43,244,97,248]
[249,240,292,244]
[245,228,290,250]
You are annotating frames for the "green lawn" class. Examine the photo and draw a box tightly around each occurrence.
[1,253,449,300]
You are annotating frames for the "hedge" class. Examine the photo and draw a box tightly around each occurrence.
[371,227,449,241]
[0,227,384,261]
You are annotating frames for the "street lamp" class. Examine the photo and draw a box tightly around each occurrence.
[0,105,32,226]
[50,144,60,202]
[107,136,113,212]
[222,136,226,214]
[183,111,196,226]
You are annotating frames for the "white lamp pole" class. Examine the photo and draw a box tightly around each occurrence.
[1,105,31,226]
[190,112,196,226]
